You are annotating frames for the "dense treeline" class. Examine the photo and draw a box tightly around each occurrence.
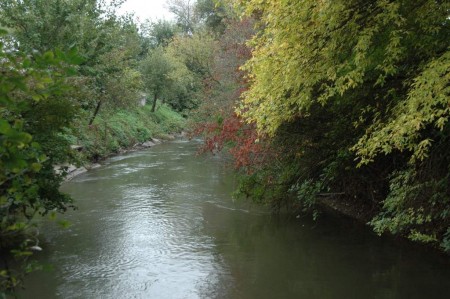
[192,0,450,253]
[238,0,450,251]
[0,0,448,294]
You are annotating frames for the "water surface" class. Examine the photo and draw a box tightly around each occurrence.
[20,140,450,298]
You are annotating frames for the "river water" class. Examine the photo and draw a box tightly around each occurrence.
[19,139,450,299]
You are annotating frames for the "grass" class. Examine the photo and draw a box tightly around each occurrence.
[68,102,186,162]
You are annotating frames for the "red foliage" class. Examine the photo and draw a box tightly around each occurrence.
[192,17,273,173]
[194,113,272,173]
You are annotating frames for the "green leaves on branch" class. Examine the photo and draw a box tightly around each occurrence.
[141,33,216,113]
[232,0,450,250]
[237,0,448,137]
[1,32,78,293]
[354,51,450,165]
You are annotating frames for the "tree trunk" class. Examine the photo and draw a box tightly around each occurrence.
[89,99,102,125]
[151,93,157,112]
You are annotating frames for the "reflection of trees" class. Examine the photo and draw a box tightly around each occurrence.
[202,206,450,298]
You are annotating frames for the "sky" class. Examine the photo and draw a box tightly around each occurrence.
[116,0,174,22]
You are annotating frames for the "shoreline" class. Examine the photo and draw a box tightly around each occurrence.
[59,132,187,181]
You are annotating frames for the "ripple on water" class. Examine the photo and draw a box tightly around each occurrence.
[20,140,450,299]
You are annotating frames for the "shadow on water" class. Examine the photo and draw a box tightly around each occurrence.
[19,140,450,299]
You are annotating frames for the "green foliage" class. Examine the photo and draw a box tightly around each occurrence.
[149,103,187,132]
[166,33,216,79]
[354,51,450,165]
[72,104,185,161]
[0,32,78,294]
[0,0,145,124]
[368,131,450,249]
[369,169,442,243]
[140,32,217,114]
[237,0,449,136]
[294,179,323,220]
[141,47,175,111]
[443,228,450,252]
[165,33,216,112]
[168,0,198,34]
[229,0,450,251]
[195,0,229,34]
[140,19,179,49]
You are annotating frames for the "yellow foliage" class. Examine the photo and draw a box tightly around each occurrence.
[235,0,418,135]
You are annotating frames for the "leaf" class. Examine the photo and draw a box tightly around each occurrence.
[0,120,11,134]
[31,163,42,172]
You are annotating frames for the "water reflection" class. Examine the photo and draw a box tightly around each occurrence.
[20,140,450,299]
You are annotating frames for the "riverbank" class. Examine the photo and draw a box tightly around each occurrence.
[60,103,186,180]
[316,195,450,258]
[317,195,375,223]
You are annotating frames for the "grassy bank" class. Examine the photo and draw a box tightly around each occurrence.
[65,103,186,162]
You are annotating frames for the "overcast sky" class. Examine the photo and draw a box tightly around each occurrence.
[116,0,174,22]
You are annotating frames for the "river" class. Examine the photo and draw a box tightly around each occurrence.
[19,139,450,298]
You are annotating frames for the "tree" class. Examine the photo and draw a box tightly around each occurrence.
[87,18,143,124]
[233,0,450,250]
[161,33,216,112]
[141,47,174,112]
[195,0,229,34]
[168,0,197,34]
[0,0,144,126]
[166,33,216,81]
[164,55,196,112]
[190,16,272,172]
[191,17,254,120]
[140,19,179,49]
[0,29,80,294]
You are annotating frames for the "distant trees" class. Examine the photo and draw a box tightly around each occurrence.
[167,0,229,35]
[195,0,228,34]
[168,0,197,34]
[0,0,227,121]
[191,17,261,168]
[141,47,174,112]
[141,19,179,48]
[139,13,217,114]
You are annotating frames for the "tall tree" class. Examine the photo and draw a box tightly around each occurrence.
[195,0,228,34]
[168,0,197,34]
[140,19,179,49]
[166,33,216,80]
[141,47,174,112]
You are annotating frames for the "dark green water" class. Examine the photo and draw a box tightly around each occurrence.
[19,139,450,298]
